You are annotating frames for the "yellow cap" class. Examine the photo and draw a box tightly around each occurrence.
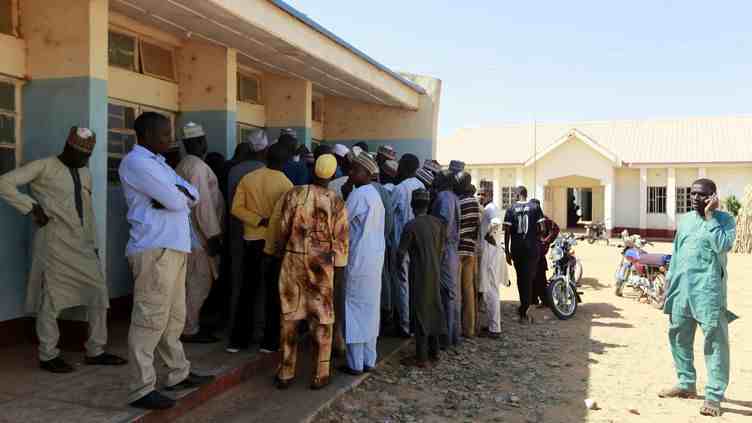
[315,154,337,179]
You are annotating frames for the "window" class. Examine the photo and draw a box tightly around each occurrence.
[0,0,16,37]
[0,81,17,175]
[501,186,515,209]
[236,123,263,145]
[676,187,692,214]
[140,40,176,81]
[312,97,324,123]
[648,186,667,214]
[108,30,176,81]
[237,73,261,104]
[107,101,175,183]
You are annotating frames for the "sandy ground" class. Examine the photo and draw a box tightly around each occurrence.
[315,241,752,423]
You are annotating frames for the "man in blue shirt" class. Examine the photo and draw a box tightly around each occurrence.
[119,112,214,410]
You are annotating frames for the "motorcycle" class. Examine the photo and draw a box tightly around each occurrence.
[546,233,583,320]
[614,231,671,308]
[582,222,610,245]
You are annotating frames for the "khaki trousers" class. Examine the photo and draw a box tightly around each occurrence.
[184,248,213,336]
[278,317,333,385]
[37,290,107,361]
[459,255,478,338]
[127,248,191,403]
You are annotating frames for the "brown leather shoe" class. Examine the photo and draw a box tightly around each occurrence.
[310,376,330,390]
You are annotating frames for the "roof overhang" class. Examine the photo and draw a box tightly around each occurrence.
[110,0,423,109]
[524,129,622,167]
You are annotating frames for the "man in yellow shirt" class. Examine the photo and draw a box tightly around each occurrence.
[228,142,292,352]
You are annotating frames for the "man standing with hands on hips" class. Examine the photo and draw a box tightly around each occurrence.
[659,178,737,418]
[119,112,214,410]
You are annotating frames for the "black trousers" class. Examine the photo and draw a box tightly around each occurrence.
[229,240,265,348]
[533,259,548,306]
[512,250,541,318]
[415,325,440,363]
[261,255,282,351]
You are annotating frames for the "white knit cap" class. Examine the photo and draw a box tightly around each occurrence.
[182,122,205,139]
[333,144,350,158]
[246,129,268,152]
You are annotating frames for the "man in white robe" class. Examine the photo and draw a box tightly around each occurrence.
[341,152,385,374]
[175,123,225,343]
[0,127,127,372]
[478,180,507,337]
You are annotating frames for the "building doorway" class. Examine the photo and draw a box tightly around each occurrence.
[567,188,593,227]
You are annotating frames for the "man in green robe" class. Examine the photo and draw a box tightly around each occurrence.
[659,178,737,417]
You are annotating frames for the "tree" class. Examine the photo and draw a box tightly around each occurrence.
[732,187,752,254]
[724,195,741,217]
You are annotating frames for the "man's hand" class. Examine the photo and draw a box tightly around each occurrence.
[207,235,222,257]
[705,194,720,220]
[151,199,166,210]
[258,218,270,227]
[29,204,49,227]
[485,233,497,246]
[176,185,195,201]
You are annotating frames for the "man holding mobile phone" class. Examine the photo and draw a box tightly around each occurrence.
[659,178,737,418]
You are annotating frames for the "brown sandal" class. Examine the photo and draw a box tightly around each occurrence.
[657,386,697,399]
[699,400,722,417]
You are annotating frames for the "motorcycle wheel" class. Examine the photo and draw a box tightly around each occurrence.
[546,277,578,320]
[574,259,583,284]
[614,262,629,297]
[651,274,667,309]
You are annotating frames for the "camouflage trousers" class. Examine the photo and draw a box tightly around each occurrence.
[278,316,333,384]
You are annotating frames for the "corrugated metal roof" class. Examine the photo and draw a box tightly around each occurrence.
[437,115,752,165]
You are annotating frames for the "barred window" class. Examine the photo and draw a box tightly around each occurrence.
[648,186,667,214]
[312,97,324,123]
[676,187,692,214]
[109,31,138,72]
[108,30,176,81]
[0,80,18,175]
[501,186,515,209]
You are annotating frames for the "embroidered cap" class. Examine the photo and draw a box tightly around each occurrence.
[66,126,96,153]
[182,122,205,139]
[246,129,268,152]
[449,160,465,173]
[353,151,379,176]
[377,145,397,161]
[382,160,399,177]
[416,167,434,188]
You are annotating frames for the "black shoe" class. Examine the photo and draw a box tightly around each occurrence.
[165,373,215,391]
[338,365,363,376]
[85,352,128,366]
[40,357,74,373]
[394,328,411,339]
[363,366,374,373]
[275,376,294,390]
[180,333,220,344]
[129,391,176,410]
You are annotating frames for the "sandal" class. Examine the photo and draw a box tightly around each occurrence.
[657,386,697,399]
[699,400,722,417]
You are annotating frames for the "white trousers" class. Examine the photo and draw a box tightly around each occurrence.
[483,282,501,334]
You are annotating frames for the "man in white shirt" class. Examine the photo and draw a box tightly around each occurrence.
[119,112,213,410]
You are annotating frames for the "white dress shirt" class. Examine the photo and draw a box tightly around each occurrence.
[119,145,199,256]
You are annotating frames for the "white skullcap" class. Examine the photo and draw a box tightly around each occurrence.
[246,129,268,152]
[182,122,205,139]
[333,144,350,158]
[76,127,93,139]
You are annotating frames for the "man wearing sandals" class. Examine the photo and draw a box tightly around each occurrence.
[659,178,737,417]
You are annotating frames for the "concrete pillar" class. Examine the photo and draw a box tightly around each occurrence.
[470,168,480,187]
[604,182,614,231]
[492,167,501,209]
[265,73,313,147]
[515,167,524,187]
[22,0,109,269]
[639,168,648,231]
[667,168,677,229]
[177,40,238,157]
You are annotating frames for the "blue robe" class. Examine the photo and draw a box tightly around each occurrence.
[432,190,461,347]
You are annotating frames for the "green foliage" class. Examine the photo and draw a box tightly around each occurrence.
[724,195,742,217]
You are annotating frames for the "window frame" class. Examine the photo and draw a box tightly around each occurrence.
[676,186,692,214]
[311,96,324,123]
[0,76,21,175]
[237,72,262,105]
[107,99,176,184]
[0,0,19,37]
[647,186,667,215]
[501,186,515,209]
[108,28,177,82]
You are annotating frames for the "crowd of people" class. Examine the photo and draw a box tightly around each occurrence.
[0,115,737,417]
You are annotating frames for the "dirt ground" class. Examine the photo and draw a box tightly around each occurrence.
[315,241,752,423]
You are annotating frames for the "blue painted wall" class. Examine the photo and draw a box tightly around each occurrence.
[0,77,109,321]
[323,139,433,162]
[178,111,237,158]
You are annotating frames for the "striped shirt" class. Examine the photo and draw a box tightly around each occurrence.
[458,195,481,256]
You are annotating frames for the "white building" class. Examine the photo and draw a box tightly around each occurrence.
[438,116,752,238]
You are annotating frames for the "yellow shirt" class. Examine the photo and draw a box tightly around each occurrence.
[231,167,293,241]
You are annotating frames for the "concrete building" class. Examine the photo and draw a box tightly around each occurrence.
[438,116,752,237]
[0,0,441,330]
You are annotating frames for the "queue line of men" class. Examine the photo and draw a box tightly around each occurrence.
[0,118,737,418]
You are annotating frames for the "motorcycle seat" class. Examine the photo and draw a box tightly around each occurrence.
[638,254,669,266]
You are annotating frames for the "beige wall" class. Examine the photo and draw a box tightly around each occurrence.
[108,67,179,111]
[706,166,752,202]
[264,73,311,129]
[0,34,25,78]
[615,168,640,228]
[177,39,237,112]
[237,101,266,127]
